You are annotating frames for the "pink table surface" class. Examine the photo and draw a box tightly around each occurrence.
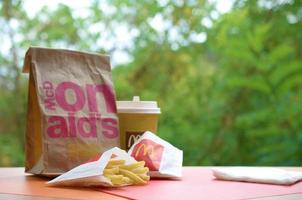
[1,167,302,200]
[98,167,302,200]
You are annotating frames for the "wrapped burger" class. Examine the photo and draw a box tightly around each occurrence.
[128,131,183,178]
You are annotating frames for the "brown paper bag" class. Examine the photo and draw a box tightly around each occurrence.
[23,47,120,176]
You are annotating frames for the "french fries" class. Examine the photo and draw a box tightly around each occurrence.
[103,159,150,186]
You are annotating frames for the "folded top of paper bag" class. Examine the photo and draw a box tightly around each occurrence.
[212,167,302,185]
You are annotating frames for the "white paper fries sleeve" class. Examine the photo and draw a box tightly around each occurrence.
[128,131,183,178]
[47,147,136,187]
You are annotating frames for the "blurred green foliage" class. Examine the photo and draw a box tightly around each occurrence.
[0,0,301,166]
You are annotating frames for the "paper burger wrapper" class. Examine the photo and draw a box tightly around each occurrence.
[128,131,183,178]
[47,147,137,187]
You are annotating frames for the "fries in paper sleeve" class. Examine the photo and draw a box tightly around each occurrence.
[47,147,149,187]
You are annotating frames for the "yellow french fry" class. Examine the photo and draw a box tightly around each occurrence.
[122,176,133,185]
[119,169,146,185]
[104,174,124,185]
[138,174,150,181]
[105,174,123,180]
[111,179,125,185]
[132,167,149,174]
[103,167,119,175]
[106,160,126,170]
[103,158,150,186]
[120,161,145,170]
[107,159,125,166]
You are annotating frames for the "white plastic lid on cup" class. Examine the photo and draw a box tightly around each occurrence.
[117,96,161,114]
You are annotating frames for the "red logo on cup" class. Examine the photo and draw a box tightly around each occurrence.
[131,139,164,171]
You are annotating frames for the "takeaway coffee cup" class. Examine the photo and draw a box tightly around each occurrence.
[117,96,161,150]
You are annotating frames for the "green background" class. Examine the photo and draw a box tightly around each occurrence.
[0,0,301,166]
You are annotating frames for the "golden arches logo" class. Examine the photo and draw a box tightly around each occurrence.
[135,144,154,158]
[128,134,142,149]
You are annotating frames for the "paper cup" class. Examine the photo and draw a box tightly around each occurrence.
[117,96,160,150]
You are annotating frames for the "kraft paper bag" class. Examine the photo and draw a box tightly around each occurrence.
[23,47,120,176]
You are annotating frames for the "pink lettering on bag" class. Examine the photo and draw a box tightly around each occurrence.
[67,112,77,137]
[86,84,117,113]
[55,82,85,112]
[43,81,56,110]
[77,114,97,138]
[47,116,68,138]
[102,118,119,138]
[44,80,119,139]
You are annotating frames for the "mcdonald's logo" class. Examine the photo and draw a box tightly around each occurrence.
[131,139,164,171]
[135,143,154,158]
[125,131,144,151]
[128,134,142,149]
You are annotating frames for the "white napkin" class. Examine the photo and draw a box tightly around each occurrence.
[212,167,302,185]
